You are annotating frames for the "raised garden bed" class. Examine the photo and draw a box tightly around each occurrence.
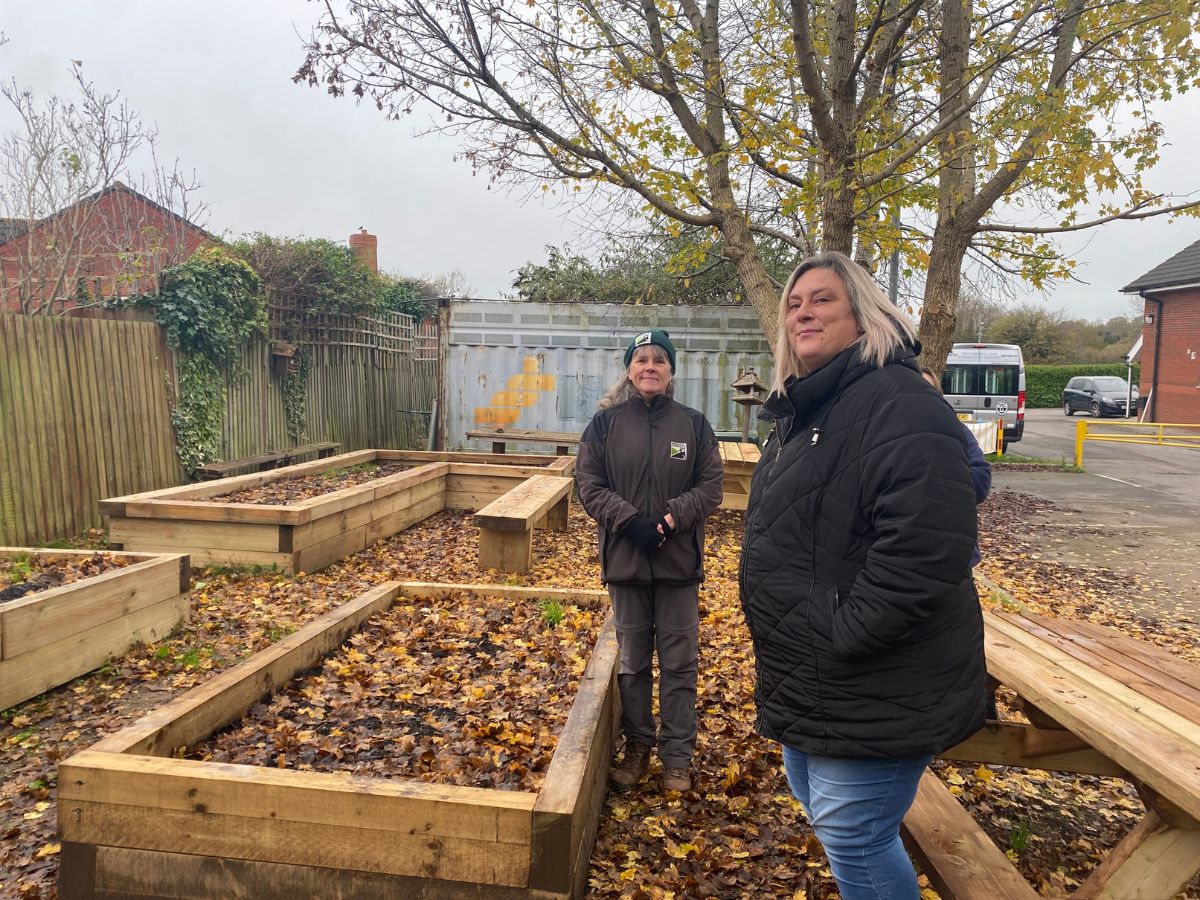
[58,581,618,900]
[0,548,189,711]
[102,450,575,575]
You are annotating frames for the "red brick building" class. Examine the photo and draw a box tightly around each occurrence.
[0,181,211,314]
[1122,238,1200,423]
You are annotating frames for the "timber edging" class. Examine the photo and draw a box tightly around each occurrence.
[102,450,576,575]
[58,581,619,899]
[0,549,189,711]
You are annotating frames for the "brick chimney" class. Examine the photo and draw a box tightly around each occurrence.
[349,227,378,274]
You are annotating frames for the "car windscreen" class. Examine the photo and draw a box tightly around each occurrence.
[1092,377,1128,392]
[942,364,1020,396]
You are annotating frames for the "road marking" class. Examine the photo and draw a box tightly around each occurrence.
[1040,523,1168,530]
[1092,473,1143,488]
[1091,472,1178,497]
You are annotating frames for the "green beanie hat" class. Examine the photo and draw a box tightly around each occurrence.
[623,329,677,373]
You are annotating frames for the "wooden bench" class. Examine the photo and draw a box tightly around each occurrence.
[902,771,1039,899]
[717,441,760,510]
[466,428,580,456]
[903,609,1200,899]
[473,475,573,573]
[194,442,340,480]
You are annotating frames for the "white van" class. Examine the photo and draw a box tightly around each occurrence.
[940,343,1025,446]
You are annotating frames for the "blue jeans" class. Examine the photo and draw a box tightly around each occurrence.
[782,745,932,900]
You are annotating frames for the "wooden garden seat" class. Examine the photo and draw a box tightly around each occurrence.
[716,441,760,510]
[901,771,1039,900]
[194,442,340,480]
[466,428,580,456]
[279,441,340,463]
[473,475,573,573]
[916,609,1200,899]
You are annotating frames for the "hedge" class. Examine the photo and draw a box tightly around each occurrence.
[1025,363,1140,408]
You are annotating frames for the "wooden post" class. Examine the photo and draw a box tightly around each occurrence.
[478,527,532,573]
[544,495,570,531]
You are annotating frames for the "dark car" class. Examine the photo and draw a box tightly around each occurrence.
[1062,376,1139,417]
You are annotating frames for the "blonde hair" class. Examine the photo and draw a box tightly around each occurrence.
[598,345,676,409]
[771,251,916,394]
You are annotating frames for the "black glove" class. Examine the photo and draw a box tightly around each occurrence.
[657,515,675,537]
[622,516,663,551]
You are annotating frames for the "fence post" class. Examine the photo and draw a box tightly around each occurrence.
[1074,420,1087,468]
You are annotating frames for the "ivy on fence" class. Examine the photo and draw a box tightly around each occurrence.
[281,347,311,444]
[137,247,265,473]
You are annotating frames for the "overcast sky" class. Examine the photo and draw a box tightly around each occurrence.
[1,2,1197,320]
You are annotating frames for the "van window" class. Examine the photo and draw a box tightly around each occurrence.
[940,364,1017,396]
[942,364,1020,395]
[942,365,976,395]
[982,365,1020,394]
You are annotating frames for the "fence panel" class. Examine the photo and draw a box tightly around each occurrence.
[248,307,438,454]
[221,338,290,460]
[0,314,179,546]
[0,309,438,545]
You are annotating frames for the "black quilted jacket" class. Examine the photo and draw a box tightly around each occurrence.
[739,342,987,758]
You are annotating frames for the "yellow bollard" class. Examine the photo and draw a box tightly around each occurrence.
[1074,420,1087,467]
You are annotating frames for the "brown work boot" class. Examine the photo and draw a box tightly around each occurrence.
[662,766,692,793]
[609,740,652,792]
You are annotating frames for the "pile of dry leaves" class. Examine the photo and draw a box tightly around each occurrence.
[207,462,411,505]
[0,552,131,605]
[188,593,603,792]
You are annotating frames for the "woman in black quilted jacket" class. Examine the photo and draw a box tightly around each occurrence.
[740,252,987,900]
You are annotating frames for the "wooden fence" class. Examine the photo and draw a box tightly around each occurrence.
[0,311,438,546]
[0,314,179,546]
[225,307,438,458]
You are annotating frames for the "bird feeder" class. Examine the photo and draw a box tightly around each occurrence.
[731,368,767,443]
[269,340,298,378]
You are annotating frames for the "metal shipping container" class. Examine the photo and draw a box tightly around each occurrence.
[443,300,773,450]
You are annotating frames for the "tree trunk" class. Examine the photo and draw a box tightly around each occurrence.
[720,211,781,345]
[706,134,780,344]
[821,171,856,255]
[917,223,971,372]
[919,0,972,372]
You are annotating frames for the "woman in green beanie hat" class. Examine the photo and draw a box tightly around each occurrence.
[575,329,724,793]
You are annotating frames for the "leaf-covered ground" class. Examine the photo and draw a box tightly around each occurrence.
[207,462,411,505]
[1,491,1197,898]
[0,552,131,605]
[187,594,603,792]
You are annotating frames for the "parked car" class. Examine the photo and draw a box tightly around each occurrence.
[1062,376,1139,417]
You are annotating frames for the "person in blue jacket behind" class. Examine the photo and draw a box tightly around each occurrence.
[921,365,992,566]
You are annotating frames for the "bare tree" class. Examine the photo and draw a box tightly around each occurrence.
[0,64,209,314]
[950,287,1006,344]
[425,268,473,298]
